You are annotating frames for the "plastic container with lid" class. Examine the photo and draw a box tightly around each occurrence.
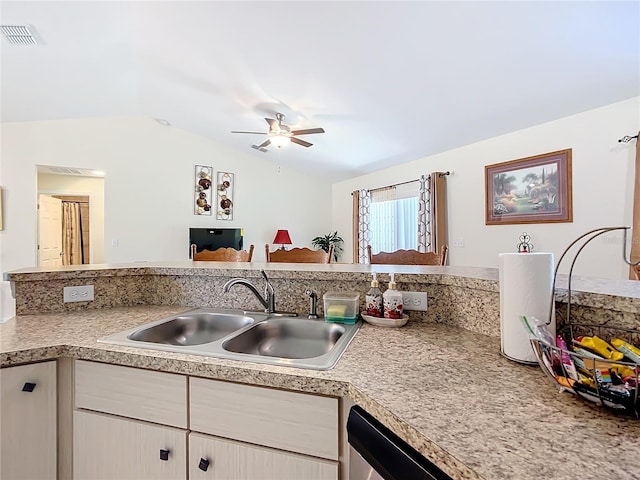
[323,291,360,324]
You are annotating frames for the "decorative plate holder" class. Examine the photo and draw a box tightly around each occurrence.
[530,227,640,417]
[194,165,213,216]
[216,172,234,221]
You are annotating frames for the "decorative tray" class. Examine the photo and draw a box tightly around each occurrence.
[361,313,409,328]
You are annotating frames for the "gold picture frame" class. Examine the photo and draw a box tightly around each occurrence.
[485,149,573,225]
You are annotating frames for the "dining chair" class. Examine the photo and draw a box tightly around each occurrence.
[265,244,333,263]
[191,244,254,262]
[367,245,448,266]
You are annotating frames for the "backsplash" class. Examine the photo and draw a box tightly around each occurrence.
[7,264,640,337]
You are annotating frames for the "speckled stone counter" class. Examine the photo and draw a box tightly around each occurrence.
[7,262,640,336]
[1,306,639,480]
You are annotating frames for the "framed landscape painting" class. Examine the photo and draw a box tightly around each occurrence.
[485,149,573,225]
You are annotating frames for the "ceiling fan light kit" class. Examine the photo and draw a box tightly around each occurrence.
[232,112,325,152]
[269,134,291,148]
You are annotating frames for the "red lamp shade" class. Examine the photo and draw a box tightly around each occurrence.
[273,229,292,249]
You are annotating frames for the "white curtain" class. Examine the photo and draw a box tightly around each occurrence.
[369,198,418,253]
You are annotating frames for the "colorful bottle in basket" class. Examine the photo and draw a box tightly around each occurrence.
[611,338,640,364]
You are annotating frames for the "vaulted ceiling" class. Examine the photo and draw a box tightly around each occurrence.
[1,1,638,181]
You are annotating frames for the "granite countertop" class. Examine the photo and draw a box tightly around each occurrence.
[1,306,638,480]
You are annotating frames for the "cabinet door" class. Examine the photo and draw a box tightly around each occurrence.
[73,410,187,480]
[189,433,338,480]
[0,361,57,480]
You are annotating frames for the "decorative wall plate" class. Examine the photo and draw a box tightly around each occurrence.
[194,165,212,216]
[216,172,234,220]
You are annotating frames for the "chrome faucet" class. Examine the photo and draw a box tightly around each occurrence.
[305,289,319,319]
[223,270,276,314]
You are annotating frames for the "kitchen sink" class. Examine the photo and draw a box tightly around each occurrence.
[127,311,255,346]
[99,308,361,370]
[222,318,346,359]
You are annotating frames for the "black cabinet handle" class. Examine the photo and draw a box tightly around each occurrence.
[198,458,210,471]
[159,449,170,461]
[22,382,36,392]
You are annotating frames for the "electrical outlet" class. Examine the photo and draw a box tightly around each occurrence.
[453,237,465,247]
[63,285,95,303]
[401,291,428,311]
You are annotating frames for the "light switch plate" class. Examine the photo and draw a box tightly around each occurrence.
[401,291,428,311]
[63,285,94,303]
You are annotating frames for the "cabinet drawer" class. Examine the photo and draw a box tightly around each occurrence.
[190,378,339,460]
[75,360,187,428]
[189,432,338,480]
[74,410,187,480]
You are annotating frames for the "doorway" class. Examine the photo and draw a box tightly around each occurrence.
[36,166,105,265]
[37,194,63,267]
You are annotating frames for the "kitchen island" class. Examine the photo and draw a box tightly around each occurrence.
[2,263,640,479]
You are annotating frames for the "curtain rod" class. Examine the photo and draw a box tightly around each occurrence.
[618,134,638,143]
[368,171,451,193]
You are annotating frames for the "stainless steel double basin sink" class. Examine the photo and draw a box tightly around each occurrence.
[99,308,361,370]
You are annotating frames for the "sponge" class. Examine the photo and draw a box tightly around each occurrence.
[326,304,347,318]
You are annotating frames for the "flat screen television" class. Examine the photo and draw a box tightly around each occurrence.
[189,228,244,258]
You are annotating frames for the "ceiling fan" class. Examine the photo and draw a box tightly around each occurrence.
[231,113,325,151]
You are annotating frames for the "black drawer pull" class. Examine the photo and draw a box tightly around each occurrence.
[198,458,209,471]
[22,382,36,392]
[159,449,170,461]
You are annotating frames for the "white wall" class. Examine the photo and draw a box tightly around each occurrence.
[37,173,106,264]
[0,116,332,320]
[332,97,640,279]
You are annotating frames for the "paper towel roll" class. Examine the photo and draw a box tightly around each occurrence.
[499,252,555,364]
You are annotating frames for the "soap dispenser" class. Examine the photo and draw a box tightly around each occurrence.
[383,273,404,319]
[365,273,383,317]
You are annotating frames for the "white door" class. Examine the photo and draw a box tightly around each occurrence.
[38,194,62,267]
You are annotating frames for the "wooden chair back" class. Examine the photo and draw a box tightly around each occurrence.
[367,245,448,266]
[191,244,254,262]
[265,244,334,264]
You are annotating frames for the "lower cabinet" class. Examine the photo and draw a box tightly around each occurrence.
[72,360,341,480]
[0,361,57,480]
[73,410,187,480]
[189,432,338,480]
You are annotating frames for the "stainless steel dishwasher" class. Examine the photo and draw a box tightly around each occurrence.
[347,406,453,480]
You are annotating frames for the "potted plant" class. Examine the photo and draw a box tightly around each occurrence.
[312,231,344,262]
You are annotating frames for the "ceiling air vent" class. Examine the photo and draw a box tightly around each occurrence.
[1,25,38,45]
[47,167,85,176]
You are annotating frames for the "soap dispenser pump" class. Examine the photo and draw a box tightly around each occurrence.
[365,273,383,317]
[383,273,404,319]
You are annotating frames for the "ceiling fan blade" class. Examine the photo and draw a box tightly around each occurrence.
[290,128,325,136]
[290,137,312,148]
[256,139,271,149]
[231,131,267,135]
[251,144,268,152]
[265,118,277,130]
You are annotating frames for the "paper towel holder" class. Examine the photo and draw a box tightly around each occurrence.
[548,226,633,326]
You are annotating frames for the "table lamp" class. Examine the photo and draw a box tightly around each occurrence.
[273,230,292,250]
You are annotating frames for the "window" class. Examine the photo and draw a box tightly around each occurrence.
[354,173,448,264]
[368,184,419,254]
